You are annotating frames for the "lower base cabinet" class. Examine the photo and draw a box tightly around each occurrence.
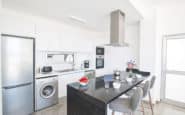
[58,72,84,98]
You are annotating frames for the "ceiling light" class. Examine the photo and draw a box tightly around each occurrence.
[69,16,87,24]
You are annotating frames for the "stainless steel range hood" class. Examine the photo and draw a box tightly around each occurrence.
[106,10,129,47]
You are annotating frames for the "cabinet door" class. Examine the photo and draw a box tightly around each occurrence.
[58,74,71,98]
[58,72,84,98]
[35,22,60,51]
[0,14,35,37]
[58,76,67,98]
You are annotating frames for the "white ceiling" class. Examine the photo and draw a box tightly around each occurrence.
[2,0,142,31]
[138,0,185,6]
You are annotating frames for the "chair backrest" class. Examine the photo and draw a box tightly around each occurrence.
[139,71,150,77]
[126,68,139,74]
[130,87,143,111]
[150,76,156,89]
[142,81,151,98]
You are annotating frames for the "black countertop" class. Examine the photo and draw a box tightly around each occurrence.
[67,74,147,104]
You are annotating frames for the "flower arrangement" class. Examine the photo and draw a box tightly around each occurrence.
[127,60,136,69]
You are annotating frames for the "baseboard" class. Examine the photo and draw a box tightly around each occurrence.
[162,99,185,109]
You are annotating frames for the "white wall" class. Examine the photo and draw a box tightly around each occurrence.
[0,0,3,114]
[130,0,158,102]
[130,0,185,103]
[139,10,158,102]
[155,3,185,100]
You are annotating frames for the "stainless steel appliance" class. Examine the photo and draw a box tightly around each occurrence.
[41,66,53,73]
[84,60,90,69]
[1,34,35,115]
[96,47,104,69]
[96,56,104,69]
[105,9,128,47]
[96,47,104,55]
[35,76,58,111]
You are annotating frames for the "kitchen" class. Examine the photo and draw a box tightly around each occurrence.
[1,0,185,115]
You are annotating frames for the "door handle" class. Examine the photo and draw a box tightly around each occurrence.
[3,82,32,89]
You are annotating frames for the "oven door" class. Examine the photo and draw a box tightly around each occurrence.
[96,58,104,69]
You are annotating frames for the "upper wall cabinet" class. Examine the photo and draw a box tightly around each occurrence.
[58,25,95,52]
[0,13,105,52]
[0,13,62,51]
[35,22,61,51]
[0,14,35,37]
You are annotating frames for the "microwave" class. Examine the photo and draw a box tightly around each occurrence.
[96,47,104,55]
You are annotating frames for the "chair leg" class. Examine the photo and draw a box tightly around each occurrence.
[141,101,145,115]
[148,91,154,115]
[112,110,115,115]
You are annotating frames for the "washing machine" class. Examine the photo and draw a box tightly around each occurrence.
[35,76,58,111]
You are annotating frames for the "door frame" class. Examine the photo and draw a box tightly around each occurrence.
[161,33,185,108]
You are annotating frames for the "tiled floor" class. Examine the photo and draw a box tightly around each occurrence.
[135,102,185,115]
[33,98,67,115]
[33,97,185,115]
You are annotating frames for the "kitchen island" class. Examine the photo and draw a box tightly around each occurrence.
[67,75,147,115]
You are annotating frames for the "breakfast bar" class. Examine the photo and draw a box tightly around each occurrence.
[67,74,147,115]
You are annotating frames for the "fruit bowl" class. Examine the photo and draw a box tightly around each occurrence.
[126,78,133,82]
[79,76,89,86]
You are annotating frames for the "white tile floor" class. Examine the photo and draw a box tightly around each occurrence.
[33,97,185,115]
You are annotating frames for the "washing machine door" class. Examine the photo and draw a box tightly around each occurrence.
[40,82,57,99]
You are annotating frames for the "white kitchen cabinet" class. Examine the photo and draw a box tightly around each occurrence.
[0,13,35,37]
[58,71,84,98]
[34,22,61,51]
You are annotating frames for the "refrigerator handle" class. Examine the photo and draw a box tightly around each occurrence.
[2,82,32,89]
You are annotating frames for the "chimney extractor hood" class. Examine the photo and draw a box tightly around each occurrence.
[106,10,129,47]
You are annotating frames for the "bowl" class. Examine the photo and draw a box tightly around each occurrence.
[79,76,89,86]
[79,81,89,86]
[126,78,133,82]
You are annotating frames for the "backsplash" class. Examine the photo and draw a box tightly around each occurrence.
[35,50,96,73]
[36,45,139,76]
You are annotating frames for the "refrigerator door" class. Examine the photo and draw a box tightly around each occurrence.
[3,83,33,115]
[1,35,34,87]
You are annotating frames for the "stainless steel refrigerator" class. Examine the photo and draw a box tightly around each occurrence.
[1,34,35,115]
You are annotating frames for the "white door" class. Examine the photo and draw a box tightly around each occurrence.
[162,34,185,107]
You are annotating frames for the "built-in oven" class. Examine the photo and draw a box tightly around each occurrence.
[96,47,105,69]
[96,55,104,69]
